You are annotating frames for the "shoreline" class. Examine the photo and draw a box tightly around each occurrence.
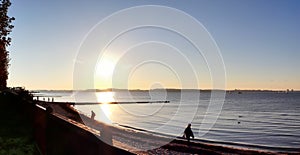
[116,123,300,153]
[38,101,300,154]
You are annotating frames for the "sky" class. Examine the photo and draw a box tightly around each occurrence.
[7,0,300,90]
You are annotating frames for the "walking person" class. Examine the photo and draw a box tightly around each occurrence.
[91,110,96,120]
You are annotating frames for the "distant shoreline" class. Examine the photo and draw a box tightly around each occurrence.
[31,88,300,93]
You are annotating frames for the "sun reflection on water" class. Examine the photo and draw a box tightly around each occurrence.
[96,91,115,104]
[95,92,115,124]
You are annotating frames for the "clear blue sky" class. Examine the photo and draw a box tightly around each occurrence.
[7,0,300,90]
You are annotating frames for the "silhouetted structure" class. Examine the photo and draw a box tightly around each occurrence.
[183,123,194,144]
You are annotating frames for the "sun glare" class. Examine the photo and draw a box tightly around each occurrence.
[96,58,115,79]
[96,91,115,104]
[100,104,112,118]
[96,92,115,123]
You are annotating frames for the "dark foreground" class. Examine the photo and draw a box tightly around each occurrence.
[0,88,39,154]
[40,101,300,155]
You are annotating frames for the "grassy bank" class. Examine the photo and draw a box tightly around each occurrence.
[0,88,39,155]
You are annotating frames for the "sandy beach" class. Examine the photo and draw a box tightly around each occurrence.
[36,101,299,155]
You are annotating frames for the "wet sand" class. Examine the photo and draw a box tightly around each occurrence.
[38,101,299,155]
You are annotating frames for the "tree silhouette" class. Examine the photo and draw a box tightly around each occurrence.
[0,0,14,89]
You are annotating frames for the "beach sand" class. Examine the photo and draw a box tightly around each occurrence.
[38,101,299,155]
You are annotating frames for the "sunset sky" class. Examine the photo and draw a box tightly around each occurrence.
[7,0,300,90]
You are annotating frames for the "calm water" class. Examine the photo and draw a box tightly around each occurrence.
[36,90,300,150]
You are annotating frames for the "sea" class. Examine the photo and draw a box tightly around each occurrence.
[34,90,300,152]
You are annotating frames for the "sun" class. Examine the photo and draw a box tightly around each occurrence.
[94,54,117,89]
[96,58,115,79]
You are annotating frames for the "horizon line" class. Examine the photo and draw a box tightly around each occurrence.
[28,88,300,92]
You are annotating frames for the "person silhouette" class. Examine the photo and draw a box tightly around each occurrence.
[91,110,96,120]
[183,123,194,144]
